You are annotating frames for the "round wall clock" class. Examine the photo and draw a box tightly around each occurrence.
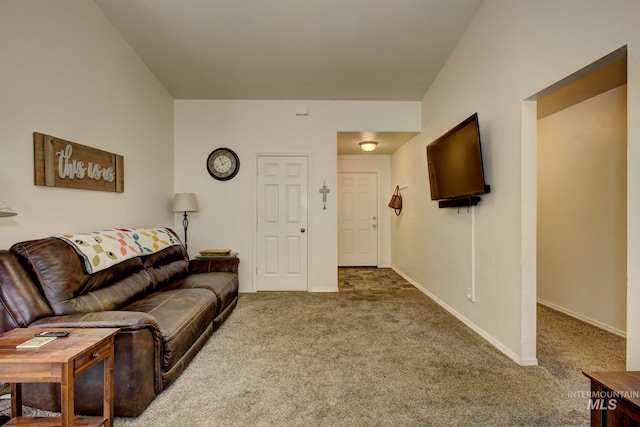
[206,148,240,181]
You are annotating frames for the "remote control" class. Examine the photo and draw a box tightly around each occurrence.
[35,331,70,337]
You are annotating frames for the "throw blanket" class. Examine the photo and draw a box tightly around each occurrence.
[55,227,181,274]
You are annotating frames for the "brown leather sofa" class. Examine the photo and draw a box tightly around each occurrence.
[0,229,239,417]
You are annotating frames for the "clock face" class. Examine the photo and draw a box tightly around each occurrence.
[207,148,240,181]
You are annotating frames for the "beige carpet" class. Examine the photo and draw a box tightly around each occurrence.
[14,268,627,426]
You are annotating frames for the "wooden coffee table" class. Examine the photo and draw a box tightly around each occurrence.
[0,327,119,427]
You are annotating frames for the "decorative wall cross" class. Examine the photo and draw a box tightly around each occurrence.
[319,181,330,210]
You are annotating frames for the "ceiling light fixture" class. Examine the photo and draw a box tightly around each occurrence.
[359,141,378,152]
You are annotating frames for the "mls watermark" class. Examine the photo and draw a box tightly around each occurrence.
[568,390,640,410]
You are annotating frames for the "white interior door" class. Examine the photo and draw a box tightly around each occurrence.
[338,172,378,266]
[256,156,308,291]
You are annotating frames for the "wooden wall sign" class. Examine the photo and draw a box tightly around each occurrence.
[34,132,124,193]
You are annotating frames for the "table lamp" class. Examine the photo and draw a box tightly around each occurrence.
[171,193,198,252]
[0,199,17,217]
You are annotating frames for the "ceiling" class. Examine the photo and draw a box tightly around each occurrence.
[93,0,483,153]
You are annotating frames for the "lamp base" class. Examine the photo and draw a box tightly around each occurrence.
[182,212,189,252]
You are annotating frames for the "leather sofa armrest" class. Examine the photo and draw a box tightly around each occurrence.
[189,257,239,274]
[28,311,160,333]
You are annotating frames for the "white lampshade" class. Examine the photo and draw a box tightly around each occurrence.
[0,200,17,217]
[359,141,378,152]
[172,193,199,212]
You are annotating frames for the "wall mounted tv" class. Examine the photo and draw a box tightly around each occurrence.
[426,113,490,208]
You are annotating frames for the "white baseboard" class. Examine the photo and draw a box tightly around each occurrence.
[310,287,339,293]
[537,298,626,338]
[391,265,538,367]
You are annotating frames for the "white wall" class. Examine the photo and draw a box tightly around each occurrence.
[537,85,627,336]
[0,0,175,249]
[174,101,420,292]
[391,0,640,366]
[338,155,392,267]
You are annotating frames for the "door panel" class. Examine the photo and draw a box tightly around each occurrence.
[338,172,378,266]
[257,156,308,290]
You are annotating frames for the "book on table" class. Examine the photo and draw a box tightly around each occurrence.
[199,249,232,256]
[16,336,57,348]
[196,252,237,259]
[199,249,231,256]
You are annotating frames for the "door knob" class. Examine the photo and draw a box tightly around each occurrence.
[301,228,306,233]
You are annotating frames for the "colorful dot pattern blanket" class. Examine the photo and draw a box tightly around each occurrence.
[55,227,182,274]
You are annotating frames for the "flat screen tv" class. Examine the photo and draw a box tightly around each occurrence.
[426,113,490,205]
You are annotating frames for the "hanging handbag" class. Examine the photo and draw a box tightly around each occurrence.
[388,185,402,216]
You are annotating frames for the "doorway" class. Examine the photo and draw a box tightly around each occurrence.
[537,74,627,336]
[522,47,628,364]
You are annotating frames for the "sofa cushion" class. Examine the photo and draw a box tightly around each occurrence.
[141,245,189,290]
[122,288,217,371]
[11,238,152,315]
[166,271,239,317]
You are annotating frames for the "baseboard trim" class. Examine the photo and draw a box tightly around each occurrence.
[391,265,538,367]
[310,287,339,293]
[537,298,626,338]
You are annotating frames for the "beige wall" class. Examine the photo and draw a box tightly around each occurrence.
[537,85,627,336]
[174,100,420,292]
[391,0,640,366]
[0,0,175,248]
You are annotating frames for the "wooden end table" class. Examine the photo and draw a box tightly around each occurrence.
[583,371,640,426]
[0,327,119,427]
